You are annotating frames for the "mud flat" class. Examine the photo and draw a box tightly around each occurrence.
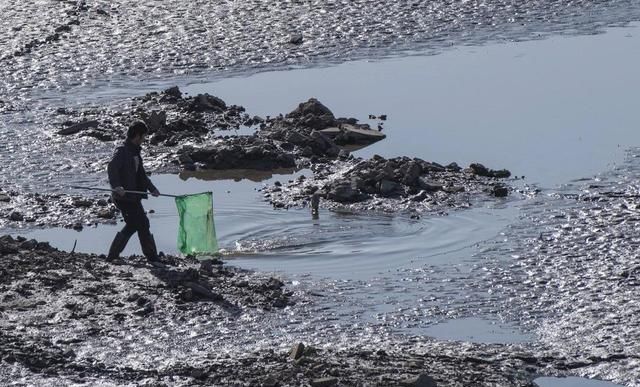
[0,234,554,386]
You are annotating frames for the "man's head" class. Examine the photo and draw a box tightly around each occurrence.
[127,121,148,145]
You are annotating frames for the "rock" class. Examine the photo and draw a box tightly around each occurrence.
[401,374,438,387]
[96,208,115,219]
[289,33,303,44]
[58,120,99,135]
[262,376,280,387]
[189,93,227,112]
[402,161,422,185]
[0,193,10,202]
[468,163,511,178]
[184,281,222,301]
[289,342,305,360]
[190,369,206,379]
[310,377,338,387]
[468,163,490,176]
[287,98,336,129]
[418,178,443,192]
[489,169,511,178]
[492,184,509,197]
[142,110,167,132]
[379,179,400,196]
[326,179,363,203]
[19,239,38,249]
[446,162,462,172]
[9,211,23,221]
[72,198,93,208]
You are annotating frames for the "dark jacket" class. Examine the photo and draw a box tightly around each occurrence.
[107,140,157,202]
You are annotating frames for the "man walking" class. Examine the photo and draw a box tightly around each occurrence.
[107,121,160,263]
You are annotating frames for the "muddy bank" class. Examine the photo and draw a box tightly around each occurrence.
[0,235,556,386]
[0,188,120,230]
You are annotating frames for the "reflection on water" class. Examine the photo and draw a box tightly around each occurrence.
[185,24,640,188]
[534,377,624,387]
[420,317,532,344]
[179,167,299,182]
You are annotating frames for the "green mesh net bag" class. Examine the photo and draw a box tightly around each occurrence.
[175,192,218,255]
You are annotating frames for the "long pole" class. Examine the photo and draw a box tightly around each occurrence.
[71,185,179,198]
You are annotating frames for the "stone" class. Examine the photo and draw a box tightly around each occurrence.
[469,163,490,176]
[189,93,226,112]
[184,281,222,301]
[379,179,400,196]
[418,178,443,192]
[164,86,182,99]
[326,179,362,203]
[58,120,99,135]
[310,377,338,387]
[262,376,280,387]
[72,199,93,208]
[9,211,23,221]
[96,208,115,219]
[0,193,10,202]
[289,342,305,360]
[401,374,438,387]
[492,184,509,197]
[142,110,167,132]
[289,33,303,44]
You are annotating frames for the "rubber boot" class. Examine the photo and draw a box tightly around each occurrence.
[107,232,131,262]
[139,232,159,263]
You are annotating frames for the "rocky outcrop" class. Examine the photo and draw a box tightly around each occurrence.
[261,155,513,212]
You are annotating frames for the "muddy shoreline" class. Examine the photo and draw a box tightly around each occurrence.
[0,235,563,386]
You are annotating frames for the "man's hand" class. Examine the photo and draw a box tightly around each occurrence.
[151,188,160,197]
[114,186,125,197]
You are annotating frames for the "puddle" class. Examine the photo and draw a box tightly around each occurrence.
[533,376,624,387]
[419,317,532,344]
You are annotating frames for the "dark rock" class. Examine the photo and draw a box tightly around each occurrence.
[310,377,338,387]
[326,179,363,203]
[401,374,438,387]
[189,94,227,113]
[468,163,490,176]
[141,110,167,132]
[262,376,280,387]
[289,33,303,44]
[185,281,222,301]
[289,342,305,360]
[418,178,443,192]
[286,98,336,129]
[446,162,461,172]
[379,180,400,196]
[72,199,93,208]
[96,208,115,219]
[492,184,509,197]
[0,193,10,202]
[9,211,24,222]
[58,120,99,135]
[163,86,182,99]
[19,239,38,250]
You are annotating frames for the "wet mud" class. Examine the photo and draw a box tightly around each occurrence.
[0,235,552,386]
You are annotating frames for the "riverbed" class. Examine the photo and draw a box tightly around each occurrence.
[2,2,640,386]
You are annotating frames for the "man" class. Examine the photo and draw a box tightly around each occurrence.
[107,121,160,263]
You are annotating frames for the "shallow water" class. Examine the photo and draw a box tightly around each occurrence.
[534,376,624,387]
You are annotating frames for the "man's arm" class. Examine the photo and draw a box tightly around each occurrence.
[145,174,160,196]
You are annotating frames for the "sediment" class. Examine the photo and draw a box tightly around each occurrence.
[0,235,547,386]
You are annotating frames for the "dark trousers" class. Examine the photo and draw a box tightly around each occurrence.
[116,200,151,239]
